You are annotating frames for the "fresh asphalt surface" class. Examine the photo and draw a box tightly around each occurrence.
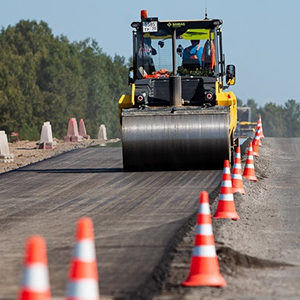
[0,147,222,299]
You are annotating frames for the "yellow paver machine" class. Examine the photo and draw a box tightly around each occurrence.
[119,10,237,171]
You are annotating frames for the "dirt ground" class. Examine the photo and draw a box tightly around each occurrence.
[154,138,300,300]
[0,138,120,174]
[2,137,300,300]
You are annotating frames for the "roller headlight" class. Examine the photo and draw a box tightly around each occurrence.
[205,91,214,101]
[136,92,147,104]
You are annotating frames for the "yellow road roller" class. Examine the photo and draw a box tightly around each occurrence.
[119,10,237,171]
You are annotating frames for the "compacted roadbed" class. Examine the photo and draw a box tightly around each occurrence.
[0,147,222,299]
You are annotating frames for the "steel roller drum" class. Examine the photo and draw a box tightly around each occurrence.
[121,107,230,171]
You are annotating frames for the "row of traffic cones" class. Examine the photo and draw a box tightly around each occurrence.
[18,218,100,300]
[231,115,265,194]
[182,116,265,287]
[213,142,258,222]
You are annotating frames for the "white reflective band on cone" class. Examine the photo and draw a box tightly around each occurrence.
[233,163,241,169]
[196,224,213,236]
[22,263,49,291]
[198,203,210,215]
[221,180,232,187]
[223,167,230,174]
[245,164,254,169]
[232,174,242,179]
[193,245,216,257]
[236,153,241,159]
[219,194,234,201]
[73,240,96,262]
[67,279,99,299]
[248,155,254,160]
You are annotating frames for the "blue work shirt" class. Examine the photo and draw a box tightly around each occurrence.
[183,45,203,67]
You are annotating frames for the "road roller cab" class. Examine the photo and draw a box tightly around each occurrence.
[119,10,237,171]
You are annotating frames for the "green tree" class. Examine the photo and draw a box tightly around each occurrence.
[260,103,284,137]
[0,20,130,140]
[283,100,300,137]
[237,97,243,107]
[78,39,129,138]
[246,99,260,122]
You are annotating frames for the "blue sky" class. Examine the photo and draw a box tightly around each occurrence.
[0,0,299,106]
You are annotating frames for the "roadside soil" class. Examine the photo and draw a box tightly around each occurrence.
[154,138,300,300]
[2,137,299,300]
[0,138,119,174]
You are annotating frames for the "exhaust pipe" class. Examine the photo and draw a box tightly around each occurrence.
[169,76,182,106]
[169,28,182,107]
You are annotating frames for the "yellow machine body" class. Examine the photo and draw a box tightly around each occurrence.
[118,12,238,171]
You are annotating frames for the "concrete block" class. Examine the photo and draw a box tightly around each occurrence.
[0,131,14,162]
[40,121,53,143]
[79,119,90,139]
[98,124,107,141]
[64,118,83,142]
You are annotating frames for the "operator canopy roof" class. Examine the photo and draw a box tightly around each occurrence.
[131,19,222,40]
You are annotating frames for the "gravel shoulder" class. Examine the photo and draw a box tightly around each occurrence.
[155,137,300,300]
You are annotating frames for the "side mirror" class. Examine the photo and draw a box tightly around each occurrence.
[128,67,135,85]
[226,64,236,85]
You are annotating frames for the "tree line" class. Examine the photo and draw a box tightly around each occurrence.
[0,20,299,140]
[238,99,300,137]
[0,20,130,140]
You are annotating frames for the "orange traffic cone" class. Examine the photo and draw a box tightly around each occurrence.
[182,191,226,287]
[252,126,261,157]
[255,125,263,146]
[257,116,265,138]
[243,142,258,181]
[18,236,51,300]
[66,217,100,300]
[231,146,246,195]
[213,160,240,220]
